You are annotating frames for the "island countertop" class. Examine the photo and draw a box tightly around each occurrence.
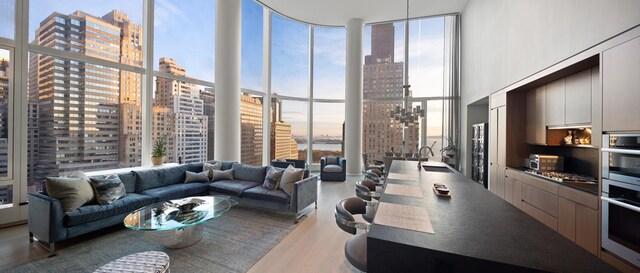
[367,160,616,273]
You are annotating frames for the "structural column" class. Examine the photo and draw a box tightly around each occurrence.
[345,18,363,175]
[214,0,242,161]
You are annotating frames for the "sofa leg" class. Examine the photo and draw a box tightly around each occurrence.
[48,242,56,257]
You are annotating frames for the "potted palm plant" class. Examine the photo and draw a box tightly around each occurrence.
[440,137,458,158]
[151,138,167,166]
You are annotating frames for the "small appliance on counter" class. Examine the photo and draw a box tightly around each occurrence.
[524,154,564,173]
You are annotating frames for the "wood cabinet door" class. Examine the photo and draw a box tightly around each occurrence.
[565,69,592,125]
[603,36,640,132]
[576,205,599,256]
[522,183,559,218]
[489,108,499,194]
[545,78,566,126]
[526,87,546,145]
[558,197,577,242]
[504,176,514,203]
[513,179,523,209]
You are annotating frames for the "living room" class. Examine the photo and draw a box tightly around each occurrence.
[0,0,639,272]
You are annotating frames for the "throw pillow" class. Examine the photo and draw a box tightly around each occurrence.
[211,169,234,182]
[45,171,94,213]
[90,175,126,205]
[185,171,211,183]
[203,162,222,180]
[263,166,284,190]
[279,165,304,196]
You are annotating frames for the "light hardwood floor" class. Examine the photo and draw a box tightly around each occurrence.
[0,175,364,272]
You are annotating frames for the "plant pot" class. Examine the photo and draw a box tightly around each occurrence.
[151,156,165,166]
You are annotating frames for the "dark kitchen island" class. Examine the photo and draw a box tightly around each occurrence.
[367,160,617,273]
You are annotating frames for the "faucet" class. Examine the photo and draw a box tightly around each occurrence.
[417,141,436,169]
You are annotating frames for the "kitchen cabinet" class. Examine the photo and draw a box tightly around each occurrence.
[603,36,640,132]
[504,168,523,209]
[558,197,577,241]
[558,186,599,256]
[526,86,546,145]
[545,79,566,127]
[489,105,506,197]
[520,174,560,230]
[565,69,592,125]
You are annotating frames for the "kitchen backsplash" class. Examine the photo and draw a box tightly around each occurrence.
[528,145,599,178]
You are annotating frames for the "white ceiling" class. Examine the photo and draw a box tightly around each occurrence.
[256,0,469,26]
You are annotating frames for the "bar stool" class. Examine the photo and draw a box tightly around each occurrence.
[365,170,383,185]
[335,197,369,272]
[355,179,379,223]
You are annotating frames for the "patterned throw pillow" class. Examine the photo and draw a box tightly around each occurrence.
[279,165,304,196]
[45,171,95,213]
[185,171,211,183]
[263,166,284,190]
[90,175,126,205]
[211,169,234,182]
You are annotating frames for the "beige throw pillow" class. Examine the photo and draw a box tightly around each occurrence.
[45,171,94,213]
[279,165,304,196]
[203,162,222,180]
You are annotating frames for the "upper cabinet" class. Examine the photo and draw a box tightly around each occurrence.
[602,36,640,132]
[545,79,566,127]
[526,86,546,145]
[565,69,592,125]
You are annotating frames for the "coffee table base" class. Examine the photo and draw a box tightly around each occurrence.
[143,224,203,249]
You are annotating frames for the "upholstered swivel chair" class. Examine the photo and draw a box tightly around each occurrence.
[355,180,379,223]
[321,156,346,181]
[362,154,383,174]
[335,197,369,272]
[365,169,384,185]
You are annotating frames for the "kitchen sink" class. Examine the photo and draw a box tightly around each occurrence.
[422,165,452,173]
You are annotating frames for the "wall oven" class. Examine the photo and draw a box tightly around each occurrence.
[602,134,640,267]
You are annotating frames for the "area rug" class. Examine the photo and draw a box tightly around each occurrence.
[8,206,297,273]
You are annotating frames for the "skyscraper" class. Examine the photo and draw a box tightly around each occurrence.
[0,58,8,177]
[200,88,215,161]
[102,10,144,168]
[240,92,263,166]
[153,57,208,164]
[363,23,419,164]
[270,98,299,160]
[31,11,122,178]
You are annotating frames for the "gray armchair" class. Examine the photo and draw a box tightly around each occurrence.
[320,156,346,181]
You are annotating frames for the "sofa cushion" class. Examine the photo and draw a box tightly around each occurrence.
[134,166,188,192]
[232,163,266,183]
[45,172,95,213]
[325,157,339,165]
[90,175,126,205]
[323,165,343,173]
[117,172,137,193]
[209,180,260,196]
[243,186,290,204]
[141,183,210,202]
[64,193,155,227]
[206,160,235,171]
[184,162,204,173]
[185,171,210,183]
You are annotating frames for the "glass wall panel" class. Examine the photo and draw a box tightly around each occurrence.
[152,75,210,164]
[312,102,344,163]
[241,0,263,92]
[409,17,445,98]
[29,0,143,67]
[313,27,345,99]
[271,14,309,98]
[0,0,15,39]
[0,49,9,179]
[26,53,142,193]
[241,93,263,166]
[0,185,12,208]
[270,99,307,161]
[426,100,444,162]
[362,101,419,164]
[154,0,215,81]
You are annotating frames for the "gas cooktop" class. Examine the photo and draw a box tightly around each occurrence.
[524,169,597,184]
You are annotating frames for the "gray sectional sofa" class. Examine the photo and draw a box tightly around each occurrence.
[28,161,318,255]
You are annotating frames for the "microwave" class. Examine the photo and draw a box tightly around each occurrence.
[525,154,564,172]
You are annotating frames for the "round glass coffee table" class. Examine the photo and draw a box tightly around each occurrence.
[124,196,238,248]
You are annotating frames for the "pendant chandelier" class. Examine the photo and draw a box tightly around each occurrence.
[390,0,424,127]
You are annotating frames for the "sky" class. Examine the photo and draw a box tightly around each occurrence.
[19,0,446,138]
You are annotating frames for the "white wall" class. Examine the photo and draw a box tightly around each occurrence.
[458,0,640,173]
